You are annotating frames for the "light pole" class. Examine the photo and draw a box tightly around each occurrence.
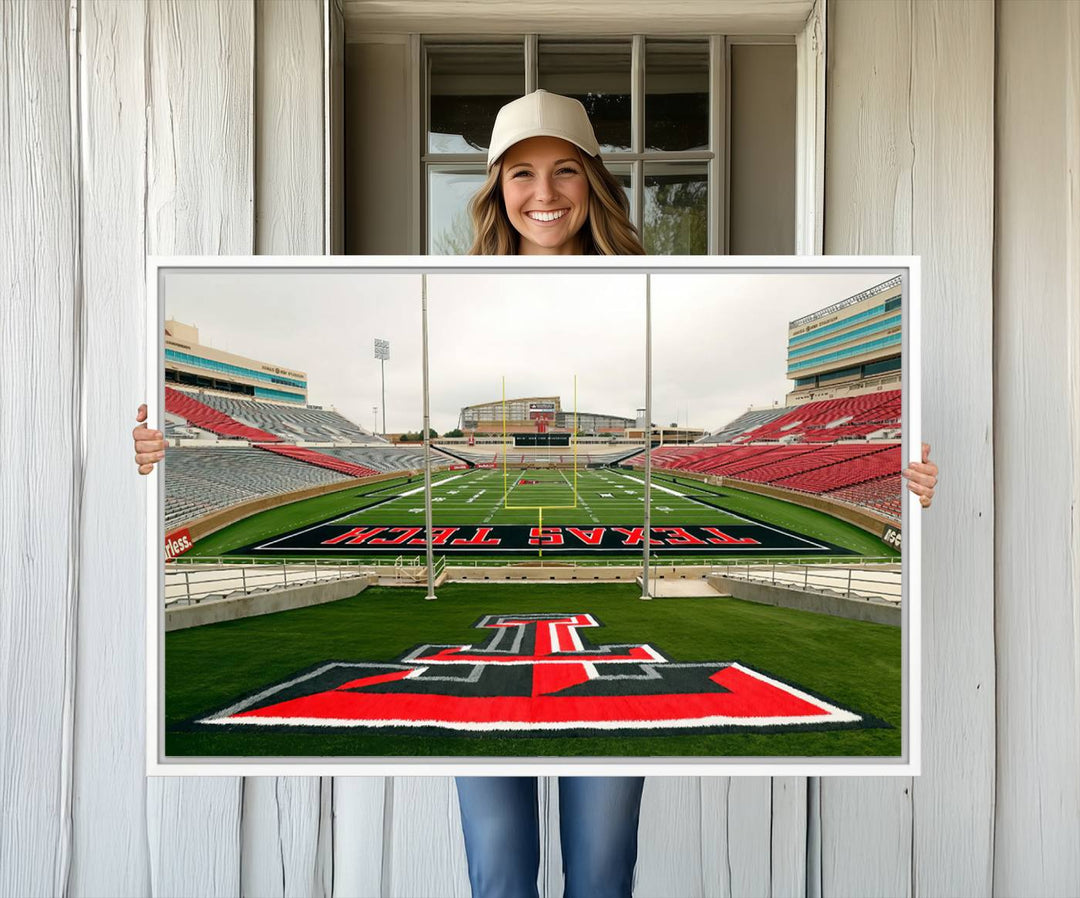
[372,405,378,435]
[374,338,390,436]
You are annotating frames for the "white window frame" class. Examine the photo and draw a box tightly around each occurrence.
[406,1,826,256]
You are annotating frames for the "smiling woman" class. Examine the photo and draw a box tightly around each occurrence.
[466,90,645,256]
[500,137,591,254]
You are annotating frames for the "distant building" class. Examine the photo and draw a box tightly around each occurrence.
[164,319,308,404]
[785,276,902,404]
[459,396,636,435]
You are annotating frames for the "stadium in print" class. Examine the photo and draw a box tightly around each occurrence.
[156,261,912,769]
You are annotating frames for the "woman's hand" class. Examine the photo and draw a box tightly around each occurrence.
[133,403,165,474]
[902,442,937,509]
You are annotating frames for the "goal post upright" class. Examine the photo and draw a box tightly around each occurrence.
[502,375,508,506]
[641,274,652,600]
[421,274,436,600]
[573,373,579,504]
[501,374,579,512]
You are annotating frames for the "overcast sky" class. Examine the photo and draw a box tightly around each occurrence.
[164,268,897,434]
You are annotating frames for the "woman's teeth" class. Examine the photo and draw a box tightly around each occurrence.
[527,210,567,222]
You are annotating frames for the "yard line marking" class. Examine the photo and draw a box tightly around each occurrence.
[556,467,598,522]
[397,472,469,498]
[483,486,512,523]
[257,473,470,547]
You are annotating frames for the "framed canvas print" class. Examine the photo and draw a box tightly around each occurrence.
[146,256,920,776]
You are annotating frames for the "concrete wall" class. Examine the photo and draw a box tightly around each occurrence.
[166,577,374,631]
[708,575,901,627]
[723,477,897,539]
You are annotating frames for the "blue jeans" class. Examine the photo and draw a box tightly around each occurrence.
[455,776,645,898]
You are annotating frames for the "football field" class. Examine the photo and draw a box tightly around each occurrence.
[166,582,902,759]
[182,466,895,560]
[169,470,902,759]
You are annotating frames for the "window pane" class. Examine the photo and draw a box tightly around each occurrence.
[538,40,632,153]
[428,167,487,254]
[428,44,524,154]
[643,163,707,254]
[604,163,634,222]
[645,40,709,152]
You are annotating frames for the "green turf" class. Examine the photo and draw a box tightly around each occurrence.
[165,582,902,759]
[186,470,461,557]
[182,467,896,561]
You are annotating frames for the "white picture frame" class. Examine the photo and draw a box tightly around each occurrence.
[146,255,920,777]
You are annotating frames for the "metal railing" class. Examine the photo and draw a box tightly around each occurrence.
[165,559,377,606]
[165,554,898,602]
[713,561,901,603]
[443,555,896,570]
[385,554,446,583]
[170,555,400,568]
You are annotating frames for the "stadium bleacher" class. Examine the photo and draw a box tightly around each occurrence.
[163,448,352,529]
[163,413,212,440]
[631,391,904,523]
[193,392,382,443]
[826,474,902,519]
[321,446,456,471]
[165,388,281,442]
[771,445,899,493]
[437,445,641,466]
[733,392,900,443]
[162,390,424,528]
[698,406,791,443]
[256,444,380,478]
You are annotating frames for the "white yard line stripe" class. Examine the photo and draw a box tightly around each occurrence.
[258,473,470,547]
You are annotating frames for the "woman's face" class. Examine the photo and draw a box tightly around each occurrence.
[499,136,590,255]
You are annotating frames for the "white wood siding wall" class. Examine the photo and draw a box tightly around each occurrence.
[2,1,1077,896]
[994,1,1080,893]
[824,2,997,895]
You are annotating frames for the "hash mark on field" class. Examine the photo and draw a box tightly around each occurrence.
[483,487,512,523]
[561,468,599,523]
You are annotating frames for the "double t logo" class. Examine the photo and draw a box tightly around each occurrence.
[200,612,869,733]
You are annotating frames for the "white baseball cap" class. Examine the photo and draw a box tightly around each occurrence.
[486,90,601,169]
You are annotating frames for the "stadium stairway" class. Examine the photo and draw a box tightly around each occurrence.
[255,443,380,478]
[427,444,476,468]
[165,387,281,443]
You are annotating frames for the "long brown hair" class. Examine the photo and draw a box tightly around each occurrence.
[467,150,645,256]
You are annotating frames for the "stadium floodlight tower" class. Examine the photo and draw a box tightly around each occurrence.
[373,338,390,436]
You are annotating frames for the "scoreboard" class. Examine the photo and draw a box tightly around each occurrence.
[515,433,570,447]
[528,401,556,421]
